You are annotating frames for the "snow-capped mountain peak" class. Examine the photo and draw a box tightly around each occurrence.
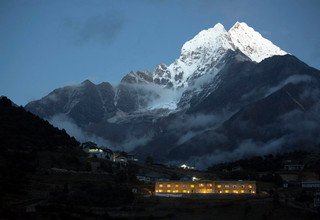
[229,21,287,62]
[180,23,234,55]
[153,21,287,90]
[153,23,236,88]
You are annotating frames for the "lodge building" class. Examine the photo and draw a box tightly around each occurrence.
[155,180,256,195]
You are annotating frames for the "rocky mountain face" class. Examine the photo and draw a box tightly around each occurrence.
[25,22,320,168]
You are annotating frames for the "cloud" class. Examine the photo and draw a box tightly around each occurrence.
[191,88,320,169]
[265,74,313,97]
[48,114,113,148]
[192,137,286,169]
[240,74,314,102]
[119,81,184,111]
[168,113,223,131]
[120,134,153,152]
[48,113,155,152]
[176,130,203,145]
[64,11,124,45]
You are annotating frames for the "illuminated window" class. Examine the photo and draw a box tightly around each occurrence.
[187,190,190,193]
[225,185,229,188]
[225,190,229,193]
[219,190,222,194]
[199,183,204,187]
[156,190,158,193]
[167,184,171,188]
[252,190,255,194]
[159,184,163,188]
[167,190,171,193]
[248,185,252,189]
[207,184,212,187]
[217,185,221,188]
[240,190,245,193]
[183,190,187,193]
[175,184,179,188]
[159,189,163,192]
[233,190,238,194]
[191,184,195,188]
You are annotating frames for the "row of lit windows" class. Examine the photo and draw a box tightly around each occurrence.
[156,189,255,194]
[156,189,190,193]
[159,183,214,188]
[216,184,253,189]
[217,189,255,194]
[158,183,253,190]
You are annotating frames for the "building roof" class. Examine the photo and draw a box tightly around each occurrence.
[156,180,256,183]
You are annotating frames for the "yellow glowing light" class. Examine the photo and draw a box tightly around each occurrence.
[191,184,195,188]
[233,190,238,194]
[217,185,221,188]
[225,190,229,193]
[175,184,179,188]
[183,190,187,193]
[156,190,158,193]
[248,185,252,189]
[167,190,171,193]
[159,189,163,192]
[159,184,163,188]
[252,190,255,194]
[199,183,204,187]
[207,184,212,187]
[240,190,245,193]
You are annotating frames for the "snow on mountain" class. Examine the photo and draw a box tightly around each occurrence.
[148,21,288,111]
[153,23,235,89]
[153,21,287,90]
[229,22,287,62]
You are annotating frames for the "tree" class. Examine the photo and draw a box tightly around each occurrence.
[145,156,154,165]
[82,141,97,149]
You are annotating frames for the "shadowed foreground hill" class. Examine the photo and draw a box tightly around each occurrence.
[0,97,135,219]
[0,97,86,203]
[0,96,84,170]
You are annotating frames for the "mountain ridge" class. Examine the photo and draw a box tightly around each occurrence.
[24,21,320,167]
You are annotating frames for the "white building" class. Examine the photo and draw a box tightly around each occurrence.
[302,181,320,188]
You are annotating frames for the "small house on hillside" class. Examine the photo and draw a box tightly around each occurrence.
[136,172,170,183]
[283,159,304,171]
[284,164,305,171]
[113,151,128,163]
[302,181,320,188]
[127,154,138,161]
[83,144,113,160]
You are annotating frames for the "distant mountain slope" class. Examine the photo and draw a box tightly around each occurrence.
[25,80,116,125]
[24,21,320,167]
[133,55,320,166]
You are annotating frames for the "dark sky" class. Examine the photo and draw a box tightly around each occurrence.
[1,0,319,105]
